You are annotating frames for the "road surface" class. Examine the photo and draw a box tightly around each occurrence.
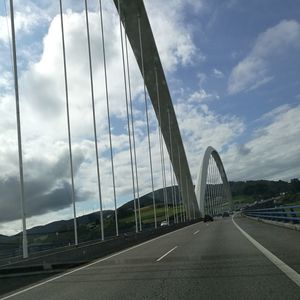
[1,215,299,299]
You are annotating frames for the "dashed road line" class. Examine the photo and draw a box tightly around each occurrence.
[156,246,178,262]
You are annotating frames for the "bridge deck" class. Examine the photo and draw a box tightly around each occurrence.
[1,217,299,299]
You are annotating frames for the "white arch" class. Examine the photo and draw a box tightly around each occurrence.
[195,146,232,216]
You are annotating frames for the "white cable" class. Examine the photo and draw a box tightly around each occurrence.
[117,4,138,233]
[59,0,79,244]
[137,14,157,228]
[124,29,142,232]
[84,0,107,240]
[9,0,28,258]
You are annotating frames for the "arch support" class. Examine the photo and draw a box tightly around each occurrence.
[195,146,232,216]
[114,0,198,218]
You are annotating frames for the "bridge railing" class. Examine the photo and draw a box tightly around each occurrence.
[243,205,300,224]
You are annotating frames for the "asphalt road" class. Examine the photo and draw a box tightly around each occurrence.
[1,216,299,300]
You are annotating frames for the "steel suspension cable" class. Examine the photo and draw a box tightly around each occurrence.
[208,158,212,215]
[218,171,222,214]
[215,162,219,214]
[137,14,157,228]
[59,0,79,245]
[205,159,209,215]
[171,170,177,222]
[177,146,186,221]
[210,159,213,216]
[178,176,183,222]
[162,142,169,223]
[222,179,226,212]
[216,168,219,214]
[84,0,106,240]
[205,160,209,216]
[210,158,214,215]
[212,159,216,215]
[214,160,218,215]
[216,164,220,213]
[206,158,211,214]
[9,0,28,258]
[212,158,216,215]
[204,182,208,216]
[169,162,175,222]
[173,164,182,222]
[161,136,169,221]
[215,161,218,214]
[166,108,176,223]
[216,167,220,215]
[123,24,142,231]
[215,161,219,214]
[185,161,191,220]
[205,159,209,216]
[154,69,168,224]
[117,2,138,233]
[172,170,179,223]
[98,0,118,236]
[212,159,216,216]
[4,0,14,73]
[186,177,190,220]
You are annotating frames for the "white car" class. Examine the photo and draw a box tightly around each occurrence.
[160,220,169,227]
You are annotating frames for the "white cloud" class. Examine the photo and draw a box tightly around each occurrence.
[212,68,224,78]
[197,72,207,86]
[222,104,300,181]
[188,89,219,103]
[0,3,51,43]
[228,20,300,94]
[258,104,290,121]
[174,96,245,181]
[144,0,205,72]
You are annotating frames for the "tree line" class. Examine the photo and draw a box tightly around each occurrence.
[230,178,300,200]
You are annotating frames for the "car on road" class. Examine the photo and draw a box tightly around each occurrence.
[222,211,230,217]
[204,215,213,222]
[160,220,169,227]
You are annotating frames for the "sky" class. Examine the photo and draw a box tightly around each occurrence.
[0,0,299,235]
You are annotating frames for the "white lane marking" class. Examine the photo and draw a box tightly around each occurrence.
[0,223,200,300]
[232,216,300,288]
[193,230,200,235]
[156,246,178,262]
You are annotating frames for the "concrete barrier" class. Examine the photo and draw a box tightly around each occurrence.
[243,214,300,231]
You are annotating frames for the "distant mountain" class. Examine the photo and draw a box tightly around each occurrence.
[17,210,114,237]
[11,186,179,238]
[120,186,180,211]
[6,180,300,239]
[230,178,300,200]
[0,234,9,242]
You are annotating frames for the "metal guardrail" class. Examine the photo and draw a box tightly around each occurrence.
[243,205,300,224]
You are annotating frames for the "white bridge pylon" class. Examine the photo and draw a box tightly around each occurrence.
[195,146,233,217]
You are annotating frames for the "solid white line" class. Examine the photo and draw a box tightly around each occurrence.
[156,246,178,262]
[232,216,300,288]
[0,222,199,300]
[193,230,199,235]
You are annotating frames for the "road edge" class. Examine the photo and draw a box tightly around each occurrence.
[232,215,300,288]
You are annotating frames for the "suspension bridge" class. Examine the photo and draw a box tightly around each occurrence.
[0,0,299,299]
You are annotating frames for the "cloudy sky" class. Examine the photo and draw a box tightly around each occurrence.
[0,0,299,235]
